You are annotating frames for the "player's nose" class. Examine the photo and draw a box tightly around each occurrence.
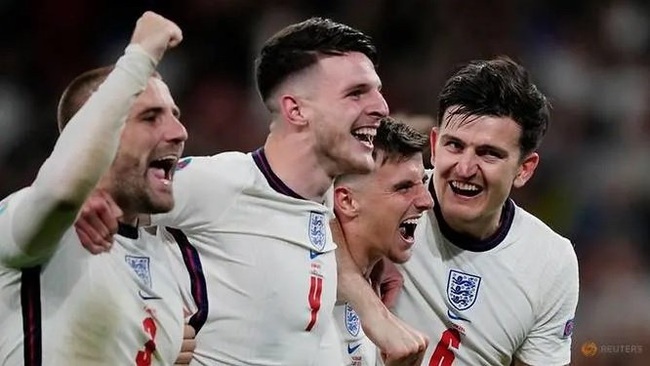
[414,184,434,211]
[164,115,188,144]
[367,89,389,119]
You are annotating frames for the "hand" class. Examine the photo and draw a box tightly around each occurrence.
[74,190,121,254]
[369,258,404,310]
[130,11,183,63]
[363,308,428,365]
[174,323,196,365]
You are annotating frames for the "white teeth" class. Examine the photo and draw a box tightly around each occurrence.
[352,127,377,136]
[402,218,419,225]
[451,181,479,191]
[158,155,178,162]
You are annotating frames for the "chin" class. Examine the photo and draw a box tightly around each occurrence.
[389,251,412,264]
[146,196,175,215]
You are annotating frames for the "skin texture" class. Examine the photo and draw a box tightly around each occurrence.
[97,78,186,225]
[430,109,539,239]
[265,51,389,201]
[334,151,432,274]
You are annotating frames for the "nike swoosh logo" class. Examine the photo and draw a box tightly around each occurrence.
[138,290,162,300]
[447,309,470,322]
[347,343,361,354]
[309,250,325,260]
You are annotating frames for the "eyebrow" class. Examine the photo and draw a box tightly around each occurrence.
[343,81,382,94]
[139,106,181,118]
[440,134,509,156]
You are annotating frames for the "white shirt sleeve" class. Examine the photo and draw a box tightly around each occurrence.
[0,45,156,268]
[151,153,254,233]
[515,239,579,366]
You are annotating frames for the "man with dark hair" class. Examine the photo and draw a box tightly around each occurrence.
[329,116,433,366]
[0,11,190,365]
[76,16,431,365]
[340,57,579,365]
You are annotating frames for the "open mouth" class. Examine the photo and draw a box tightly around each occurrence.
[351,127,376,149]
[449,181,483,197]
[148,155,178,183]
[399,218,419,242]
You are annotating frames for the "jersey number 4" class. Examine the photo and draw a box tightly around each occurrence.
[136,317,158,366]
[305,275,323,331]
[429,328,461,366]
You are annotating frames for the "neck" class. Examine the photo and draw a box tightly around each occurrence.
[263,130,335,202]
[345,225,382,277]
[445,213,501,240]
[119,211,139,227]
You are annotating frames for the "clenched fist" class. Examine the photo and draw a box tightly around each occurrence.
[130,11,183,64]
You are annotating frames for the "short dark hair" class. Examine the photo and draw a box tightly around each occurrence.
[255,17,377,105]
[373,116,428,165]
[437,56,550,157]
[57,66,114,132]
[56,66,162,132]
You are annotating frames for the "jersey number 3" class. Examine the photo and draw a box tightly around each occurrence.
[136,317,158,366]
[429,328,461,366]
[305,275,323,331]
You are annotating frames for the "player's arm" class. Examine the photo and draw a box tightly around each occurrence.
[514,239,579,366]
[332,219,428,364]
[0,12,182,267]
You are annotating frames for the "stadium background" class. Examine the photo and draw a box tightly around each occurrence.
[1,0,648,364]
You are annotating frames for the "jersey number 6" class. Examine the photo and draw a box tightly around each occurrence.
[429,328,461,366]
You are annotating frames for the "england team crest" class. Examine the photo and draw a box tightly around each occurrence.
[345,303,360,336]
[308,212,326,251]
[125,255,152,288]
[447,269,481,311]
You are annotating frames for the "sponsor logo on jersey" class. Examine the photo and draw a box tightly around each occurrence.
[562,318,575,338]
[447,269,481,311]
[125,255,153,288]
[447,308,471,323]
[309,249,325,260]
[138,290,162,300]
[347,342,361,355]
[308,212,326,251]
[345,303,360,336]
[175,157,192,171]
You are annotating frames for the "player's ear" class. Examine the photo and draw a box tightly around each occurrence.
[279,94,307,127]
[333,185,358,219]
[429,127,439,167]
[513,152,539,188]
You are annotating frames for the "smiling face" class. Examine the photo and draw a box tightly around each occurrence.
[301,52,389,175]
[431,109,539,238]
[335,150,432,266]
[102,77,187,216]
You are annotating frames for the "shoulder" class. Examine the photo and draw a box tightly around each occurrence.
[513,204,578,271]
[174,151,257,186]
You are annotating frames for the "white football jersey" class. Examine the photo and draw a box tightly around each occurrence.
[0,188,184,365]
[333,302,376,366]
[152,149,338,365]
[393,180,579,366]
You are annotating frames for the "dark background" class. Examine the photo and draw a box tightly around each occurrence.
[1,1,648,363]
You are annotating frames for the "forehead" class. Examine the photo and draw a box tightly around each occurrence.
[440,112,521,149]
[311,52,381,90]
[132,77,175,110]
[371,153,424,184]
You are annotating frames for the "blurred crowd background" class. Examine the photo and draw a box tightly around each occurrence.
[1,0,648,364]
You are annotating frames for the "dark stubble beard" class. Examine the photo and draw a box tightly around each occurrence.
[109,164,173,217]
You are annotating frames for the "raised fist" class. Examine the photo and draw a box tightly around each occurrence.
[130,11,183,63]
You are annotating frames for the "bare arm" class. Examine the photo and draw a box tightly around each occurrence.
[332,219,428,364]
[1,12,182,267]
